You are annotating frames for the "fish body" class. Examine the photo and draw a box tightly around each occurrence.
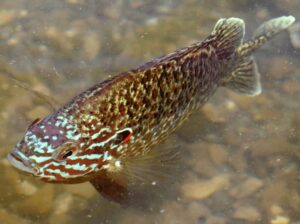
[8,16,295,203]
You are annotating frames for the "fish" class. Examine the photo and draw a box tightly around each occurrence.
[7,16,295,204]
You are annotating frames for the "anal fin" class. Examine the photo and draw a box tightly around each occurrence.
[222,57,261,96]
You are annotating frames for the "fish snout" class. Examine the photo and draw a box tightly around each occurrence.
[7,149,37,175]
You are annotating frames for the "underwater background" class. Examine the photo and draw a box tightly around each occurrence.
[0,0,299,223]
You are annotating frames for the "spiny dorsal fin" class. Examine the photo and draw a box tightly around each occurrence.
[222,57,261,96]
[210,17,245,58]
[238,15,295,57]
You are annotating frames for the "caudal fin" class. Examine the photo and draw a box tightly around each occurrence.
[238,16,295,57]
[222,16,295,96]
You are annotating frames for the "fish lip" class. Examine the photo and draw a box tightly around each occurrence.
[7,151,37,175]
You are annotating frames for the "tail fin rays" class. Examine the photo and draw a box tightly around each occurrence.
[253,15,295,39]
[238,15,295,57]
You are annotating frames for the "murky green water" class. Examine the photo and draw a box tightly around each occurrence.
[0,0,299,223]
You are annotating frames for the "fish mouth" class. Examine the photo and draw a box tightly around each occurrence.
[7,150,37,175]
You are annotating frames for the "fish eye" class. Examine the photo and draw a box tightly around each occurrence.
[62,150,73,159]
[54,142,78,162]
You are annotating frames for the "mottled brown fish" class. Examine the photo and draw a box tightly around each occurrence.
[7,16,295,203]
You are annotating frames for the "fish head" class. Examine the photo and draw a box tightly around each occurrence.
[7,115,92,183]
[8,114,134,183]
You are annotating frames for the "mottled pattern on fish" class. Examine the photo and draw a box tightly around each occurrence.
[8,16,295,203]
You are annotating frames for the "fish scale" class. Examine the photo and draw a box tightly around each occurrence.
[7,16,295,204]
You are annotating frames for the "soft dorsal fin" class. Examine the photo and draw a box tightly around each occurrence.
[210,17,245,59]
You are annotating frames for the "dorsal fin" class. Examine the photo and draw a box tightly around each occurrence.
[210,17,245,59]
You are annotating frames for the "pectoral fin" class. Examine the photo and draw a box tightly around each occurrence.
[90,143,180,205]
